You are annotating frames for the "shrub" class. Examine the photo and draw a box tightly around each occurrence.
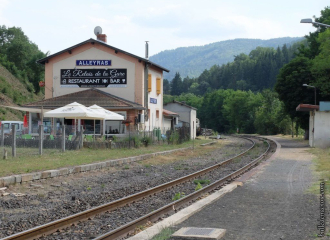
[193,179,210,185]
[195,182,203,191]
[172,192,185,201]
[169,130,179,144]
[133,135,142,148]
[142,136,152,147]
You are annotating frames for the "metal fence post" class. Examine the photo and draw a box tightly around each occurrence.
[80,126,84,149]
[61,125,65,152]
[39,125,43,155]
[12,124,16,157]
[1,123,4,149]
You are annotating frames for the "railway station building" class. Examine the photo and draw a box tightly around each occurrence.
[21,33,170,137]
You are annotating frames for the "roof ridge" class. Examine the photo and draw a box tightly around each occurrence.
[36,38,169,72]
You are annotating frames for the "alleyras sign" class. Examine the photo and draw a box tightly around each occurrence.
[76,60,111,66]
[60,69,127,88]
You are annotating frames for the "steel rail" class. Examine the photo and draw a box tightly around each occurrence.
[2,137,256,240]
[94,137,271,240]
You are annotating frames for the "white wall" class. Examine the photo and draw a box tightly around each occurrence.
[163,118,172,132]
[146,68,163,130]
[164,103,196,139]
[314,111,330,148]
[52,47,136,102]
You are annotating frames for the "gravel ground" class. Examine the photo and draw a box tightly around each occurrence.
[0,136,262,238]
[39,138,270,239]
[171,137,327,240]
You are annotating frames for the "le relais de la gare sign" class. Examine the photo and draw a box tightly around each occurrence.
[60,59,122,88]
[61,68,127,88]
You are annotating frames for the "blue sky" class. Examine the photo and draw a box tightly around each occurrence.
[0,0,328,57]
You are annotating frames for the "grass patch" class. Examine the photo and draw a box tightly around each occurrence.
[139,139,225,166]
[193,179,210,185]
[151,227,175,240]
[308,148,330,195]
[0,139,215,177]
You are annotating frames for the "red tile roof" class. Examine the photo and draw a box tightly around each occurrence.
[22,88,145,110]
[163,109,179,117]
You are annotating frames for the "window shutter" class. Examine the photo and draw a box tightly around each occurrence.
[148,74,151,92]
[156,77,161,95]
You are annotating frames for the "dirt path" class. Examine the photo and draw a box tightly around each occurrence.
[172,137,327,240]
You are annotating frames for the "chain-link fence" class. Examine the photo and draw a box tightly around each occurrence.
[0,124,83,158]
[0,123,191,158]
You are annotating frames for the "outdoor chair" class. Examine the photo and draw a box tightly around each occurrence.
[22,134,33,140]
[49,135,55,140]
[68,135,73,141]
[85,135,93,142]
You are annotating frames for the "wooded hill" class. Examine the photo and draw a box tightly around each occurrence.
[0,64,42,120]
[0,26,45,121]
[150,37,303,80]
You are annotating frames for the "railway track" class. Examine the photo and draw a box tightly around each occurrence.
[2,136,273,240]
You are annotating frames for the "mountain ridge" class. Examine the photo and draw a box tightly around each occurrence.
[150,37,304,80]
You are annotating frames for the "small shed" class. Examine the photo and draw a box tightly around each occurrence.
[296,102,330,148]
[163,101,197,139]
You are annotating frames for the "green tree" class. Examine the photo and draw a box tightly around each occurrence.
[170,72,183,96]
[310,29,330,96]
[275,56,314,130]
[163,79,171,94]
[0,25,46,93]
[254,90,291,135]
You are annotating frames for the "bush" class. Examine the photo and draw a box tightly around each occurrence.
[142,136,152,147]
[169,130,179,144]
[133,135,142,148]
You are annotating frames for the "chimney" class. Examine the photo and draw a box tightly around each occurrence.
[97,34,107,43]
[145,41,149,59]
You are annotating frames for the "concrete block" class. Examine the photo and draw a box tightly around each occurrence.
[0,178,4,187]
[95,163,102,169]
[105,161,112,167]
[172,227,226,239]
[41,171,51,179]
[59,168,69,176]
[49,170,59,178]
[68,168,74,174]
[100,162,106,168]
[14,175,22,183]
[3,176,16,186]
[21,174,33,182]
[73,166,81,173]
[90,164,97,170]
[81,165,91,172]
[33,172,41,180]
[134,156,142,161]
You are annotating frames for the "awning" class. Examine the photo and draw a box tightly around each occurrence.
[296,104,319,112]
[0,105,51,113]
[163,109,179,117]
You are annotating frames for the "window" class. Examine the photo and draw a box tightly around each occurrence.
[148,74,152,92]
[156,110,159,119]
[156,77,161,95]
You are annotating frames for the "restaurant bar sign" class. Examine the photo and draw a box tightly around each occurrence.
[76,60,111,66]
[60,69,127,88]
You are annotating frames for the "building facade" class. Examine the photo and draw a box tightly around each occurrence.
[23,34,169,137]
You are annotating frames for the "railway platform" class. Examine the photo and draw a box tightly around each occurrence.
[169,137,321,240]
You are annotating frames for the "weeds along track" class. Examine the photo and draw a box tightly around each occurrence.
[1,136,274,240]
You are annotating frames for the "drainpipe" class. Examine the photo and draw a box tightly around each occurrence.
[144,41,149,123]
